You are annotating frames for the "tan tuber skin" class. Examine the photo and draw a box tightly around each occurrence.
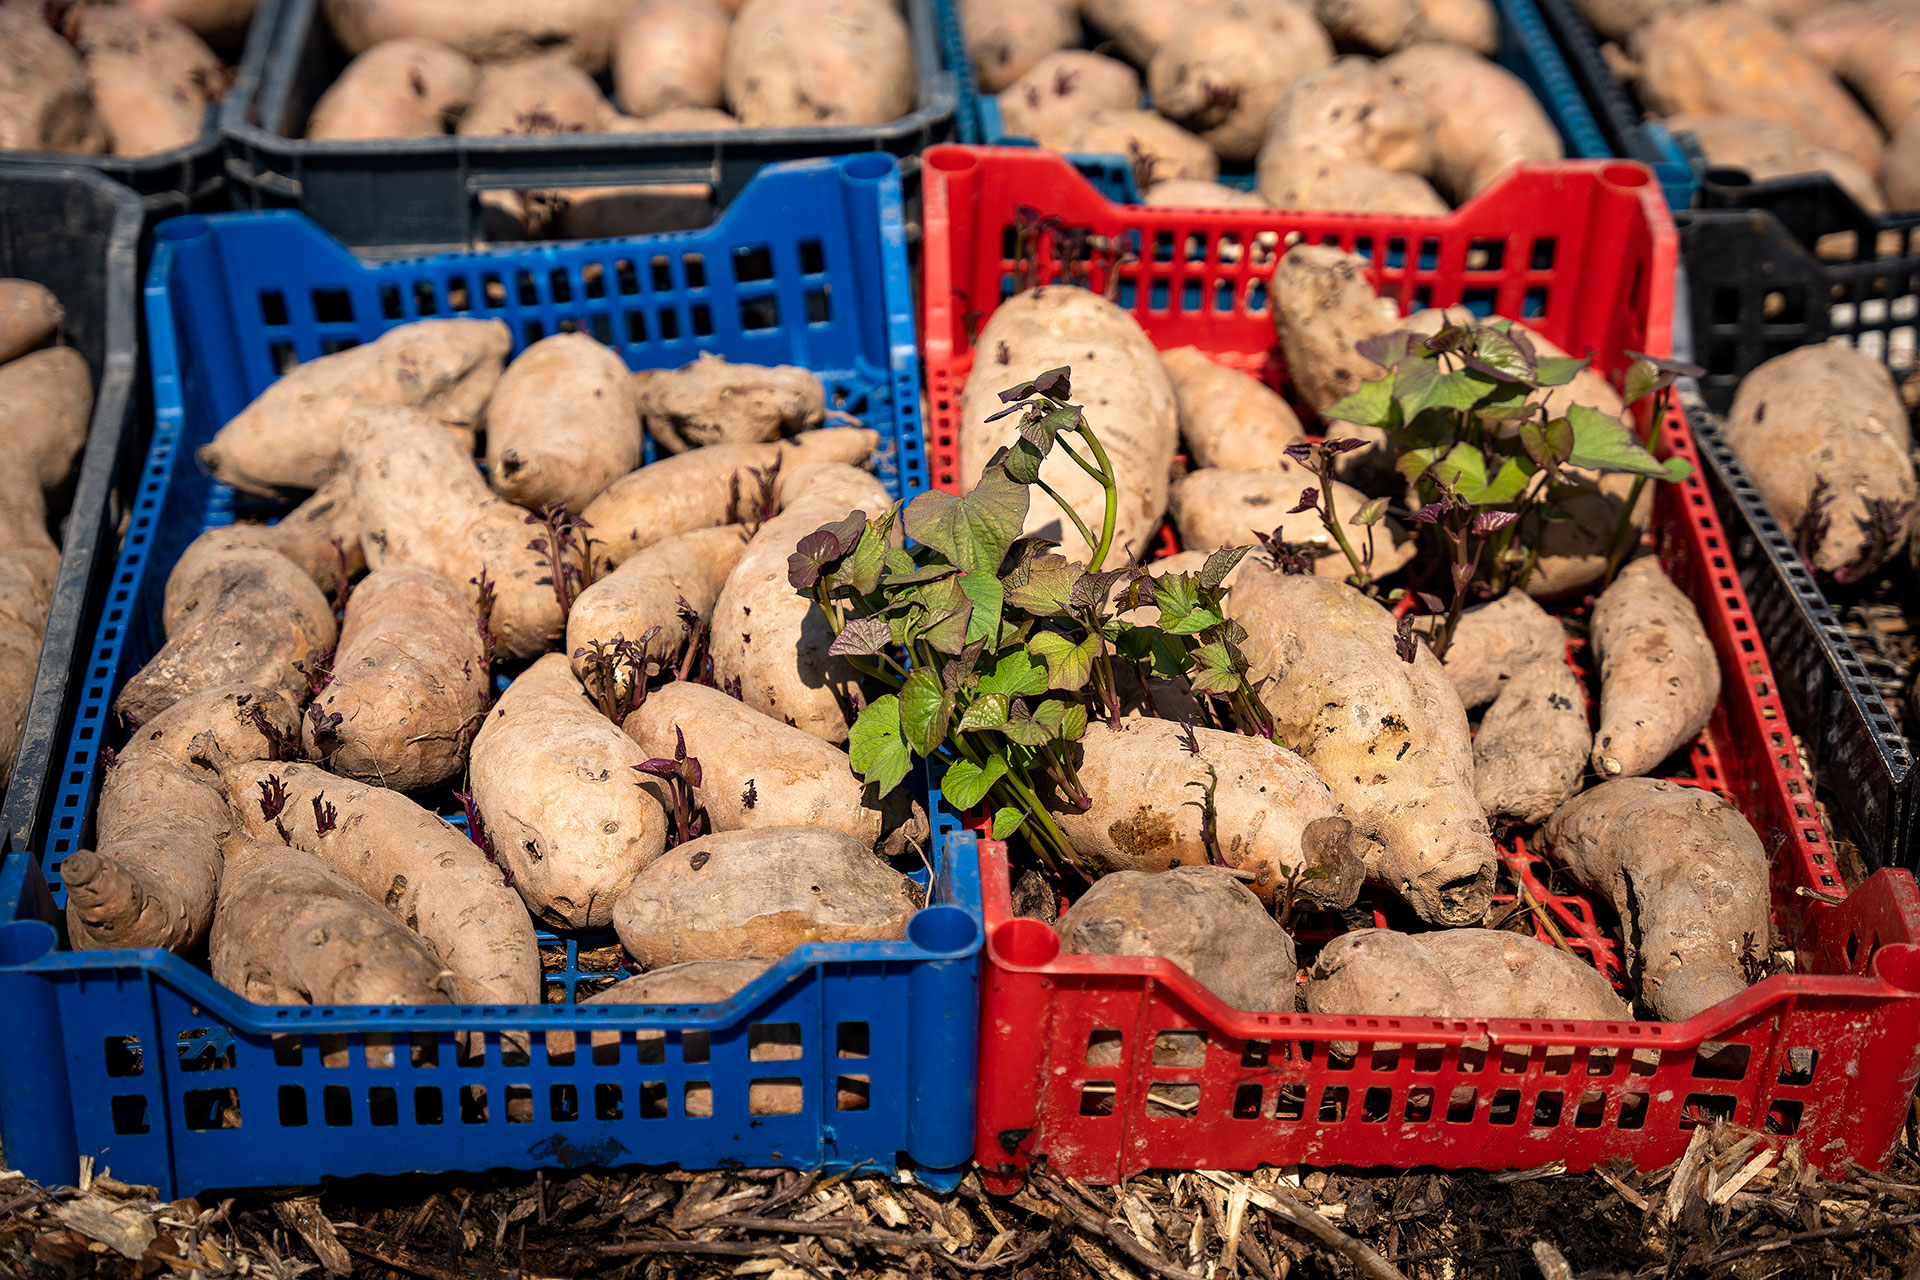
[0,8,109,154]
[1142,179,1270,208]
[1147,7,1334,164]
[1883,119,1920,207]
[306,38,479,141]
[469,654,669,929]
[63,685,297,955]
[1232,571,1498,925]
[994,50,1143,150]
[485,332,642,514]
[1382,44,1563,200]
[0,280,62,364]
[613,0,731,118]
[123,0,262,48]
[72,7,226,158]
[321,0,632,74]
[175,472,365,610]
[220,760,540,1007]
[1272,245,1399,487]
[1667,113,1888,213]
[303,565,490,791]
[1590,557,1720,780]
[1059,110,1221,185]
[1168,467,1417,579]
[457,56,611,136]
[612,825,917,968]
[722,0,915,128]
[1835,12,1920,136]
[1057,866,1300,1011]
[635,354,827,454]
[1160,347,1304,470]
[1080,0,1190,65]
[1257,143,1451,214]
[1543,777,1771,1021]
[211,835,460,1007]
[1305,927,1629,1021]
[568,525,749,697]
[961,0,1077,94]
[1261,58,1435,177]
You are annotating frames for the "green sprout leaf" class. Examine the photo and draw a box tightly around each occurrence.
[957,692,1011,731]
[1458,328,1536,383]
[959,572,1004,648]
[1003,437,1044,484]
[1028,631,1100,691]
[1002,552,1082,616]
[1520,415,1575,471]
[1563,404,1693,481]
[1324,374,1397,428]
[1151,575,1225,636]
[848,696,911,796]
[1471,456,1534,505]
[941,755,1007,810]
[831,507,898,594]
[977,649,1050,698]
[1199,545,1249,588]
[991,807,1025,840]
[903,452,1031,574]
[827,616,892,657]
[899,668,952,757]
[913,575,974,653]
[1533,354,1591,387]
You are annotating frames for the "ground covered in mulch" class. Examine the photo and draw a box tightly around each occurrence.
[7,1118,1920,1279]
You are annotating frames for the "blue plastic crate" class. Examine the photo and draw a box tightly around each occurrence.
[936,0,1696,209]
[0,154,979,1199]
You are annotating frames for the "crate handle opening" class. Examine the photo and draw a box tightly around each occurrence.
[990,917,1060,967]
[0,919,57,967]
[908,904,980,954]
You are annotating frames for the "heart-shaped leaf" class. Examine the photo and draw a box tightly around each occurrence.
[941,755,1007,810]
[899,668,952,757]
[1029,630,1100,691]
[848,696,911,796]
[903,454,1030,574]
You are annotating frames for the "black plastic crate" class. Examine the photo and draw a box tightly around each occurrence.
[221,0,960,254]
[0,166,144,856]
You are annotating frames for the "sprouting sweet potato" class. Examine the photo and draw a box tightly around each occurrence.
[484,332,641,514]
[342,404,565,662]
[1305,927,1629,1020]
[1160,348,1304,471]
[1169,467,1417,577]
[1140,180,1271,208]
[1054,717,1368,909]
[961,0,1077,94]
[302,566,489,790]
[994,50,1142,150]
[1667,112,1887,212]
[568,525,749,697]
[1056,866,1300,1010]
[190,472,365,595]
[723,0,914,128]
[580,427,878,568]
[1147,5,1333,164]
[959,286,1179,564]
[613,0,731,118]
[1231,571,1497,925]
[220,760,539,1007]
[0,280,61,364]
[306,38,479,141]
[210,835,460,1007]
[612,825,917,967]
[63,686,297,954]
[0,8,108,153]
[1543,777,1770,1020]
[469,654,670,929]
[1058,109,1221,186]
[72,6,224,157]
[321,0,632,73]
[636,354,827,454]
[1272,245,1399,486]
[1261,57,1434,175]
[1382,44,1563,199]
[198,319,509,499]
[1589,557,1719,779]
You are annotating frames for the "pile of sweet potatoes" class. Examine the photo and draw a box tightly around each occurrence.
[0,2,251,158]
[962,0,1563,209]
[69,319,931,1044]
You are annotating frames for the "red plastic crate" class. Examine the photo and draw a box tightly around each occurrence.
[918,146,1920,1187]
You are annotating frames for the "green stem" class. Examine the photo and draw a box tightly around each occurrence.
[1033,475,1102,562]
[1318,474,1370,590]
[813,586,903,689]
[1073,424,1121,573]
[1000,757,1085,875]
[1601,391,1669,585]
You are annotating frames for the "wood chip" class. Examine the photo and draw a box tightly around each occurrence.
[1711,1149,1779,1207]
[52,1194,157,1261]
[1592,1164,1650,1212]
[1665,1126,1712,1224]
[274,1197,353,1276]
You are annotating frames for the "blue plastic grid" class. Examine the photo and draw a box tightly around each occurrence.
[0,155,979,1199]
[935,0,1696,209]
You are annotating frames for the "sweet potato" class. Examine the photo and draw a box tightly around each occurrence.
[995,50,1142,150]
[1169,467,1417,577]
[302,566,489,789]
[624,681,887,846]
[63,685,296,954]
[457,55,611,136]
[1056,866,1300,1010]
[1271,245,1399,486]
[1261,57,1434,175]
[1305,927,1628,1019]
[1231,571,1497,925]
[220,760,539,1007]
[0,280,61,363]
[0,8,108,153]
[469,653,670,928]
[613,0,730,118]
[1141,179,1271,207]
[580,427,878,568]
[483,332,640,514]
[1631,6,1884,174]
[1723,343,1916,575]
[1836,11,1920,134]
[1147,7,1334,164]
[1055,717,1368,909]
[1312,0,1421,52]
[1080,0,1188,64]
[307,37,478,141]
[321,0,630,73]
[1793,0,1920,68]
[723,0,914,128]
[342,405,565,661]
[568,525,749,696]
[1543,777,1769,1020]
[1415,0,1498,51]
[211,836,460,1007]
[73,6,223,157]
[1058,109,1221,185]
[636,354,827,454]
[1160,347,1304,470]
[1383,44,1563,198]
[1666,112,1887,212]
[120,0,260,47]
[961,0,1077,94]
[1569,0,1687,39]
[1589,557,1719,779]
[612,825,917,967]
[1256,142,1451,213]
[959,286,1179,564]
[1884,118,1920,207]
[198,318,509,499]
[709,465,894,742]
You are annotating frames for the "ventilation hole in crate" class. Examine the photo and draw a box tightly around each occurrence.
[378,284,403,320]
[606,262,635,298]
[733,245,774,283]
[504,1085,533,1124]
[1232,1084,1263,1119]
[635,1032,666,1066]
[1180,231,1205,264]
[323,1085,352,1127]
[267,1035,301,1067]
[1318,1086,1349,1122]
[1467,238,1504,272]
[749,1079,803,1116]
[1530,1091,1564,1128]
[807,287,832,325]
[1529,237,1556,271]
[259,289,290,327]
[1179,280,1201,312]
[364,1032,396,1070]
[1358,1087,1391,1123]
[1561,1090,1602,1129]
[1086,1029,1123,1066]
[310,288,352,324]
[410,281,436,316]
[1845,931,1861,968]
[1273,1083,1307,1121]
[1457,1043,1487,1073]
[501,1035,531,1068]
[1780,1048,1817,1086]
[110,1094,151,1135]
[104,1036,142,1078]
[1152,1031,1206,1066]
[837,1075,870,1111]
[447,278,470,311]
[691,303,713,336]
[1692,1042,1751,1081]
[523,321,545,347]
[749,1022,803,1062]
[364,1086,397,1127]
[1681,1093,1736,1129]
[410,1087,441,1126]
[799,238,825,275]
[623,1082,660,1119]
[545,269,570,305]
[1767,1099,1804,1135]
[1079,1082,1117,1117]
[319,1033,350,1068]
[319,335,359,356]
[1461,287,1498,318]
[657,309,680,341]
[1411,285,1433,312]
[741,296,779,330]
[1412,1045,1444,1073]
[270,341,298,374]
[685,1081,715,1117]
[1628,1048,1659,1076]
[548,1083,578,1123]
[1147,1083,1200,1119]
[1405,1087,1434,1122]
[1485,1088,1521,1125]
[1417,238,1440,271]
[176,1029,234,1072]
[1211,279,1233,312]
[544,1032,574,1067]
[276,1086,307,1128]
[594,1083,622,1121]
[458,1085,488,1123]
[682,1031,711,1065]
[1523,286,1549,319]
[589,313,612,345]
[1445,1088,1477,1123]
[1367,1045,1399,1073]
[411,1034,438,1069]
[583,263,605,300]
[1145,230,1170,264]
[625,310,648,344]
[1241,1040,1270,1068]
[1327,1044,1357,1072]
[674,253,702,290]
[649,256,673,292]
[1246,279,1270,314]
[1616,1092,1649,1129]
[1116,279,1138,309]
[475,274,502,309]
[1498,1045,1531,1075]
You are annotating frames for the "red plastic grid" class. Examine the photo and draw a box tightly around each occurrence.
[918,146,1920,1187]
